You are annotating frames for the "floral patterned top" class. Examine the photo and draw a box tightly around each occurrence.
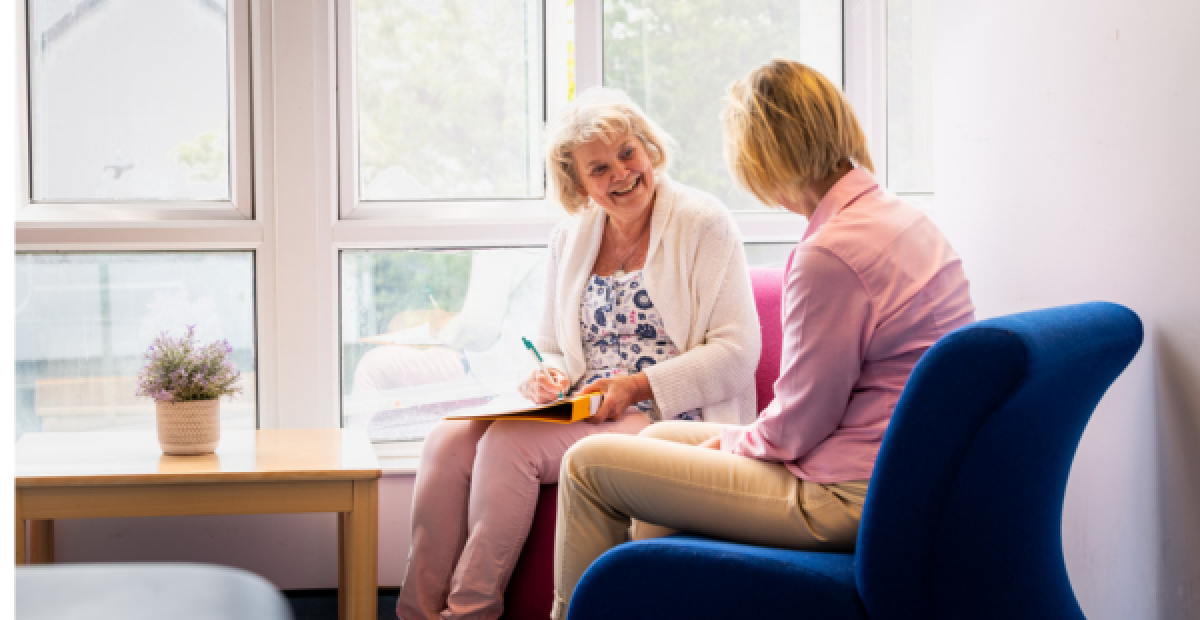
[575,270,702,421]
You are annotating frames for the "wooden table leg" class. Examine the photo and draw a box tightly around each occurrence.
[341,479,379,620]
[337,512,347,620]
[30,520,54,564]
[15,491,26,565]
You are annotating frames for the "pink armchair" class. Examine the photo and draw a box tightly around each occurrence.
[501,267,785,619]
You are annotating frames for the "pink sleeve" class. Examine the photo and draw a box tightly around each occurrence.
[721,245,870,463]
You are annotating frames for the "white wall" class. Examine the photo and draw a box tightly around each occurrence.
[932,1,1200,618]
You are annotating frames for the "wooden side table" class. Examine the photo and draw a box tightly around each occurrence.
[15,429,382,620]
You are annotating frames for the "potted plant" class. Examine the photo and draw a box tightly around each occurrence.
[136,326,242,455]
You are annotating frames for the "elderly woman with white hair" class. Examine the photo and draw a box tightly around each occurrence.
[396,88,761,620]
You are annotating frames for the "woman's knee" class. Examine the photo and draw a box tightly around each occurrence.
[561,433,631,484]
[422,419,490,473]
[638,420,703,442]
[473,421,544,475]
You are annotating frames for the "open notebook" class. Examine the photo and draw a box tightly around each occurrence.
[443,393,603,424]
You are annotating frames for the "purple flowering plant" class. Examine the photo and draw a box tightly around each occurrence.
[136,326,242,402]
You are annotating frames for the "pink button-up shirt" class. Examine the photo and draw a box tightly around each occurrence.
[721,169,975,483]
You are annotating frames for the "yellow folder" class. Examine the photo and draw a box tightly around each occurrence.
[443,393,603,424]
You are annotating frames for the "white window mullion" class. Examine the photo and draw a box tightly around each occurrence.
[17,0,31,218]
[230,0,256,218]
[250,0,279,428]
[844,0,888,185]
[270,0,340,430]
[526,0,545,198]
[335,0,360,220]
[14,222,264,251]
[575,0,603,93]
[545,0,571,129]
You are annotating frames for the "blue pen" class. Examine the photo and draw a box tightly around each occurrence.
[522,337,563,399]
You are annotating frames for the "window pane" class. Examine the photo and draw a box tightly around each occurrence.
[604,0,842,211]
[356,1,544,201]
[341,243,795,442]
[28,0,231,202]
[887,0,934,192]
[15,253,256,441]
[341,248,546,442]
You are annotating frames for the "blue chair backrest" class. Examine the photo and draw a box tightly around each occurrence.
[855,302,1142,619]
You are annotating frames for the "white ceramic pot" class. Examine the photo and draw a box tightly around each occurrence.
[156,399,221,455]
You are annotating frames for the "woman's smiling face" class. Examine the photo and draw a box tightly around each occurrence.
[572,131,658,217]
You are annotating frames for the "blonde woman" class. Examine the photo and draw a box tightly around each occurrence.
[396,88,760,620]
[551,60,976,617]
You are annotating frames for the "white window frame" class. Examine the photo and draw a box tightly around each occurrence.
[13,1,900,458]
[334,0,562,224]
[16,0,255,222]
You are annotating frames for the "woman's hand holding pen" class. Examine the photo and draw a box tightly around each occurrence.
[580,373,653,424]
[520,368,570,404]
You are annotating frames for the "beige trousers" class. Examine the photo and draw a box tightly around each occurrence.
[551,421,868,619]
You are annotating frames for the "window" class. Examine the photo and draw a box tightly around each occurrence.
[20,0,252,220]
[341,248,546,442]
[15,252,257,439]
[340,244,790,446]
[334,0,571,445]
[335,0,921,445]
[340,0,553,218]
[602,0,843,210]
[15,0,261,443]
[14,1,928,450]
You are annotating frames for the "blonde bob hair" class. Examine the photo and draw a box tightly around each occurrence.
[545,88,673,214]
[722,59,874,206]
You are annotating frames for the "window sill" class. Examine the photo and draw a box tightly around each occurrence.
[374,440,422,475]
[379,456,420,475]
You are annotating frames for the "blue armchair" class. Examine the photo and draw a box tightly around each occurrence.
[567,302,1143,620]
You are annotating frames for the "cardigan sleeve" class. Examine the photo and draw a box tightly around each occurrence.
[721,244,870,463]
[641,211,761,417]
[533,223,569,375]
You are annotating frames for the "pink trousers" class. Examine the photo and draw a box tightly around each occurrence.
[396,412,653,620]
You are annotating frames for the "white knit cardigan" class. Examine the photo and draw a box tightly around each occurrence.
[535,176,762,425]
